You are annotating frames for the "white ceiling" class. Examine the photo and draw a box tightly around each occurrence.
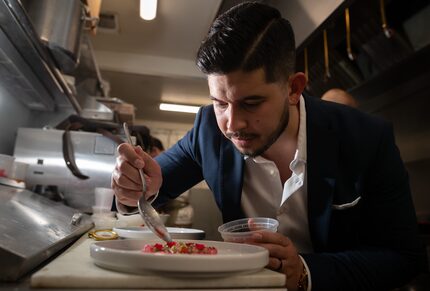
[91,0,224,124]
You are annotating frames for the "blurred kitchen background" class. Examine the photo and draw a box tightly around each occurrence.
[0,0,429,281]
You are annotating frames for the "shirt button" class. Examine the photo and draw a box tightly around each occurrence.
[270,170,275,175]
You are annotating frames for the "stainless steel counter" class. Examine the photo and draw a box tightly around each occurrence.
[0,184,93,281]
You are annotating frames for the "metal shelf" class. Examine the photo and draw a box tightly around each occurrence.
[0,0,81,113]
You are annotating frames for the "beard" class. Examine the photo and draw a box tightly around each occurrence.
[226,102,290,157]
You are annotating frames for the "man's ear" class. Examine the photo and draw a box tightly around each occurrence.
[288,72,307,104]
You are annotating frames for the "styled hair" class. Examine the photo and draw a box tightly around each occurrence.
[196,1,296,82]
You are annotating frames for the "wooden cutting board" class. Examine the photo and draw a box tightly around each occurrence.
[31,233,286,289]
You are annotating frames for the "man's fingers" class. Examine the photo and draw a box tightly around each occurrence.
[250,231,291,247]
[117,143,161,182]
[111,179,141,207]
[268,257,284,271]
[246,231,295,259]
[114,160,139,186]
[134,146,162,179]
[117,143,145,168]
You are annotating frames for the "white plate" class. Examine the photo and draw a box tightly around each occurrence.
[113,226,205,240]
[90,239,269,277]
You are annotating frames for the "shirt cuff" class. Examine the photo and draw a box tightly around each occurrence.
[299,255,312,291]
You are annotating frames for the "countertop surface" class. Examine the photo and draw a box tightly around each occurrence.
[24,233,286,290]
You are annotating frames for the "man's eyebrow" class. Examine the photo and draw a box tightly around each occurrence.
[209,95,265,102]
[243,95,265,100]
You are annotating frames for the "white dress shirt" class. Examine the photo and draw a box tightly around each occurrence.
[241,95,312,289]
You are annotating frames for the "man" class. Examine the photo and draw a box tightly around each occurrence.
[321,88,359,108]
[111,2,426,290]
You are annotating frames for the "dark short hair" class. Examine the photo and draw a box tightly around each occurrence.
[196,1,296,82]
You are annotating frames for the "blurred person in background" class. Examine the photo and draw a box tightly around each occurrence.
[321,88,358,108]
[149,136,165,158]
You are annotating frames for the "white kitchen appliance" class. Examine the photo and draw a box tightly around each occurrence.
[13,127,119,211]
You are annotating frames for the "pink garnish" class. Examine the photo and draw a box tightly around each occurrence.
[142,241,218,255]
[167,241,176,248]
[154,243,163,251]
[195,243,205,250]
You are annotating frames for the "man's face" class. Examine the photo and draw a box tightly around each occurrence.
[208,69,290,157]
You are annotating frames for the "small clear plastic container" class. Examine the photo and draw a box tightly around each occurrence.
[218,217,279,242]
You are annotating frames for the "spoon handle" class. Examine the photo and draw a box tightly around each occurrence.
[123,122,147,193]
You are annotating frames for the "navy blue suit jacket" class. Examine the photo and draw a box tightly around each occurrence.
[154,95,425,290]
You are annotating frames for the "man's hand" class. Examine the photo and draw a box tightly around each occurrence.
[246,231,304,291]
[111,143,162,207]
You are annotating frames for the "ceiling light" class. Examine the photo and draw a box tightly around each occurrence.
[159,103,200,114]
[140,0,157,21]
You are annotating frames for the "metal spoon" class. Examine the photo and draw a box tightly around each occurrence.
[122,122,172,243]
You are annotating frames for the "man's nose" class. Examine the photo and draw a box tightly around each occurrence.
[226,106,247,132]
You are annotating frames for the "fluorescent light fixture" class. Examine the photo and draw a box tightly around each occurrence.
[159,103,200,114]
[140,0,157,21]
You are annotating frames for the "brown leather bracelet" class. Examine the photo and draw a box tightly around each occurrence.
[297,263,309,291]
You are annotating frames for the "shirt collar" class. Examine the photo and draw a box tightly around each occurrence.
[296,94,307,162]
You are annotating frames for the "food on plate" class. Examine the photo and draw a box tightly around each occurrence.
[142,241,218,254]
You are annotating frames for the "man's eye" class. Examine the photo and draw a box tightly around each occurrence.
[214,101,228,109]
[242,102,261,108]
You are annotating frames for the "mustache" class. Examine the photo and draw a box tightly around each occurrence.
[225,132,256,140]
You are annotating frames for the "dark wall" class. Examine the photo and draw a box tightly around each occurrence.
[294,0,430,220]
[373,87,430,219]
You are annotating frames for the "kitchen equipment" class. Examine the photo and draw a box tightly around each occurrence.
[97,97,136,124]
[0,184,93,281]
[218,217,279,243]
[13,127,118,211]
[94,187,115,212]
[0,161,30,189]
[0,154,15,178]
[55,115,121,181]
[123,122,172,243]
[0,0,81,113]
[21,0,85,74]
[92,214,117,230]
[9,161,29,183]
[90,239,269,277]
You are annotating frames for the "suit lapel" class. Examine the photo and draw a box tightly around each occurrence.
[305,96,339,251]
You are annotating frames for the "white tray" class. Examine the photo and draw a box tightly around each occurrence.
[31,234,286,289]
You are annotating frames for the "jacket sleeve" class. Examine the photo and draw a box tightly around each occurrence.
[302,122,427,290]
[152,106,207,207]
